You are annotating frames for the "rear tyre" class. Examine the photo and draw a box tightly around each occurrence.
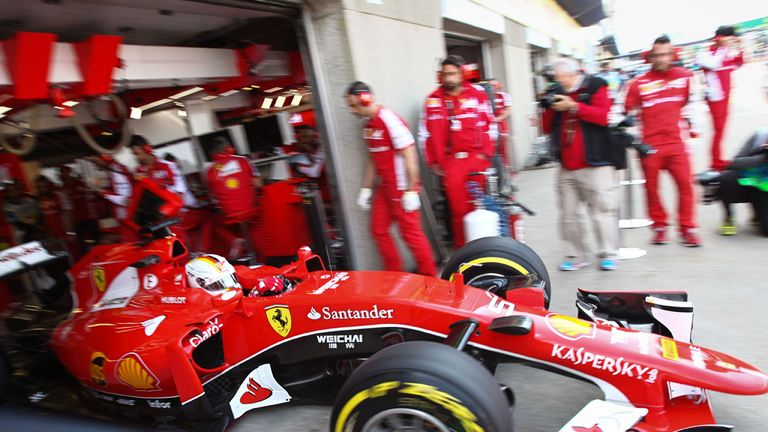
[330,341,512,432]
[441,236,551,309]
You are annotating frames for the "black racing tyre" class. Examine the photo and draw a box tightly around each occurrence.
[441,237,551,309]
[330,341,511,432]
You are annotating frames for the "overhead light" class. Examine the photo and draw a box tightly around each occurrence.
[0,106,12,115]
[201,95,218,101]
[251,85,260,89]
[62,100,79,107]
[130,107,142,119]
[219,89,239,97]
[290,94,302,106]
[264,87,282,93]
[261,98,273,109]
[169,87,204,100]
[101,131,113,136]
[138,98,172,111]
[241,86,253,91]
[177,109,187,118]
[274,96,286,108]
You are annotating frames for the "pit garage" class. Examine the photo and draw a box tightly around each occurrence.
[0,0,346,268]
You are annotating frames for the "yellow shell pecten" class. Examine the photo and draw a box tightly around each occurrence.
[117,356,156,390]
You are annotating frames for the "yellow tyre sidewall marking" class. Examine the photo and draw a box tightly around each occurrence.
[335,381,400,432]
[334,381,485,432]
[450,257,529,282]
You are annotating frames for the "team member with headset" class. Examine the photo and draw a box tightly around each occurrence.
[347,81,436,276]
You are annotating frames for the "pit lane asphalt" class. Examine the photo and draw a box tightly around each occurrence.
[2,62,766,431]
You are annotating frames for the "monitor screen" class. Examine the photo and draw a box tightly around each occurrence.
[243,116,283,155]
[124,179,183,232]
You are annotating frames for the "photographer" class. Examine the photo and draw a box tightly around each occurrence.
[625,35,700,247]
[542,58,618,271]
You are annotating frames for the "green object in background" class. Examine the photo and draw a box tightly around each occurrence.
[738,166,768,192]
[734,16,768,33]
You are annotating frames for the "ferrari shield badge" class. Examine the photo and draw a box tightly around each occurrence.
[265,305,291,337]
[92,267,107,293]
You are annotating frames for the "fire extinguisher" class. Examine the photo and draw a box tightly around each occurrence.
[508,207,524,242]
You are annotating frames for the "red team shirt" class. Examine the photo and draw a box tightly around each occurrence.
[137,159,197,207]
[364,107,415,191]
[136,160,175,187]
[206,153,257,220]
[625,67,692,147]
[419,83,495,168]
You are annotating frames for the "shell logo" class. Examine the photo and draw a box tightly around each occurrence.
[115,353,161,391]
[225,178,239,189]
[546,314,596,341]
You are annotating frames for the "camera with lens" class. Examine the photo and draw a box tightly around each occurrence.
[538,66,566,109]
[539,82,566,109]
[613,116,656,158]
[696,170,722,204]
[628,141,656,158]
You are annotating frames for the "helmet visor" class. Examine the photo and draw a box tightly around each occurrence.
[204,273,240,293]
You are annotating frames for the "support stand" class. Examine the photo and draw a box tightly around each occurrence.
[617,154,649,260]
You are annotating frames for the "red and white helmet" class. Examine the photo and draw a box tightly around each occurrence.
[185,254,240,294]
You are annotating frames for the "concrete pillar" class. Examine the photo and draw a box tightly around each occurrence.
[499,19,538,172]
[304,0,444,270]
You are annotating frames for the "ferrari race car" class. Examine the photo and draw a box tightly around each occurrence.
[1,182,767,432]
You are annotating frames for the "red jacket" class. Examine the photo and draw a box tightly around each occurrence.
[698,45,743,102]
[364,106,415,191]
[419,83,496,168]
[625,67,692,147]
[206,153,257,222]
[549,84,611,170]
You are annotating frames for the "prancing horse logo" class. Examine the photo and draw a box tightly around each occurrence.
[265,305,291,337]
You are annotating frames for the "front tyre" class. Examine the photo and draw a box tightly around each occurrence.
[331,341,512,432]
[441,237,551,309]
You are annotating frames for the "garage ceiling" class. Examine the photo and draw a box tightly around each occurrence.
[0,0,296,47]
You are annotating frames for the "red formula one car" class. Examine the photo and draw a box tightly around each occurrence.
[1,181,767,432]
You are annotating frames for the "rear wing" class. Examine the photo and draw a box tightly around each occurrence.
[0,241,67,279]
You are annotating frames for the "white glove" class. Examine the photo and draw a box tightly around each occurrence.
[357,188,372,210]
[401,190,421,212]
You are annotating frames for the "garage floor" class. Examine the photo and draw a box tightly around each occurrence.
[2,64,767,431]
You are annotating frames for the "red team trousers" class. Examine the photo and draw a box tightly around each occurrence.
[639,143,696,230]
[370,187,436,276]
[707,99,730,171]
[441,155,491,247]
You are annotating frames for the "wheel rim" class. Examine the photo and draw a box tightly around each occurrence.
[361,408,452,432]
[465,271,505,286]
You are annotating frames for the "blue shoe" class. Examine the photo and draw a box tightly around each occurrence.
[600,259,618,271]
[559,260,591,271]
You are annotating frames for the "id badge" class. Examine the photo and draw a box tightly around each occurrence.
[450,119,462,131]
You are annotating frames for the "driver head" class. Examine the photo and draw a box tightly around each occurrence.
[185,254,241,296]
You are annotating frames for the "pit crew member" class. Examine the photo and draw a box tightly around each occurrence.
[347,81,436,276]
[419,55,496,247]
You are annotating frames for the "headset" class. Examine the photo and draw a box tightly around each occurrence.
[356,90,373,107]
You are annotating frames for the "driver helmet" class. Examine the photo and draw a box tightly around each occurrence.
[185,254,240,294]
